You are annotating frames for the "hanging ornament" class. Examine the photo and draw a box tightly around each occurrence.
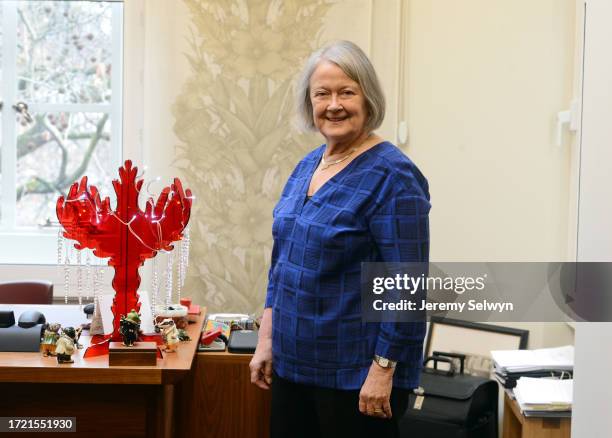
[76,249,83,308]
[57,228,64,266]
[64,248,71,305]
[165,250,174,309]
[85,252,92,301]
[182,225,191,280]
[177,225,190,307]
[92,261,99,301]
[151,256,159,320]
[177,241,183,305]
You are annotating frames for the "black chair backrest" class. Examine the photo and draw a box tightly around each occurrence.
[0,281,54,304]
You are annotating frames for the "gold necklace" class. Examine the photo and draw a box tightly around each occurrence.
[320,149,355,170]
[319,136,370,171]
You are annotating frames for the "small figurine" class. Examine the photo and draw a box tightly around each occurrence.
[55,327,78,364]
[41,322,61,357]
[175,317,188,330]
[119,309,141,347]
[158,318,180,353]
[177,328,191,342]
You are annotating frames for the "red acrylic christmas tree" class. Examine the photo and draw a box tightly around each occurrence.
[56,160,192,357]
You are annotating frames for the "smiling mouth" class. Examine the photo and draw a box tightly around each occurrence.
[327,117,347,122]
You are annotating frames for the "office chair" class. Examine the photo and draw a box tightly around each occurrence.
[0,281,54,304]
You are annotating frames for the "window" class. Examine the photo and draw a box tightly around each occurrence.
[0,0,122,264]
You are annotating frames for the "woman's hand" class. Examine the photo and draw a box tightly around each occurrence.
[249,308,273,390]
[249,337,273,389]
[359,361,395,419]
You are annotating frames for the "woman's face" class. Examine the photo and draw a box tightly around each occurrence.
[309,61,368,145]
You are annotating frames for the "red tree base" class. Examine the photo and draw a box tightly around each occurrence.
[84,333,163,358]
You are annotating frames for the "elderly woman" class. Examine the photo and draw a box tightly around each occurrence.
[250,40,430,438]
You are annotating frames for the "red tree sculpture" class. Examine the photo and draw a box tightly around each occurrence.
[56,160,192,357]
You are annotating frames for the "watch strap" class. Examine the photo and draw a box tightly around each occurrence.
[374,354,397,369]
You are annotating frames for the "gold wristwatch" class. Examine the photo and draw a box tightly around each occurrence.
[374,354,397,369]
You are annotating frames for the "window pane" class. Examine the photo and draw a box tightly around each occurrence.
[16,112,113,227]
[16,1,113,104]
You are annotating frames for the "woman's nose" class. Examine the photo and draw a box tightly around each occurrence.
[327,94,343,111]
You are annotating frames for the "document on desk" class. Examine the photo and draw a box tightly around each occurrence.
[514,377,573,411]
[491,345,574,373]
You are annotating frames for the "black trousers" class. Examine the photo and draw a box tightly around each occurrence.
[270,371,410,438]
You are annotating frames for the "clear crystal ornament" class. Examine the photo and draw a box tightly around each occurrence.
[85,252,92,301]
[151,256,159,319]
[76,250,83,308]
[64,248,71,304]
[165,250,174,309]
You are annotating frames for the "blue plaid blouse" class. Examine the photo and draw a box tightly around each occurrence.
[265,141,430,390]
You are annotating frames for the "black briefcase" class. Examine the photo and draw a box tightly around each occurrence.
[400,352,498,438]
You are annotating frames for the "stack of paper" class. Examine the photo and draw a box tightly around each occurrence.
[491,345,574,373]
[491,345,574,389]
[514,377,573,414]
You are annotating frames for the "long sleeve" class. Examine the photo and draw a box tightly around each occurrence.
[264,239,279,308]
[369,172,430,363]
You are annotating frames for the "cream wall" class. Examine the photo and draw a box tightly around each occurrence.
[401,0,577,349]
[404,0,576,262]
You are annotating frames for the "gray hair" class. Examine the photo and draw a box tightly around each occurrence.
[295,40,386,133]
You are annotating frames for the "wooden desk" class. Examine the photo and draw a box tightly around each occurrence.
[180,350,272,438]
[0,304,204,438]
[503,391,571,438]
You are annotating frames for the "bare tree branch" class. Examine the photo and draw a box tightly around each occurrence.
[64,113,109,183]
[40,115,69,182]
[68,132,110,142]
[16,177,61,202]
[17,8,38,42]
[16,113,109,202]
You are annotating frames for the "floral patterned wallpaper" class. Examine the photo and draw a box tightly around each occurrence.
[173,0,333,313]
